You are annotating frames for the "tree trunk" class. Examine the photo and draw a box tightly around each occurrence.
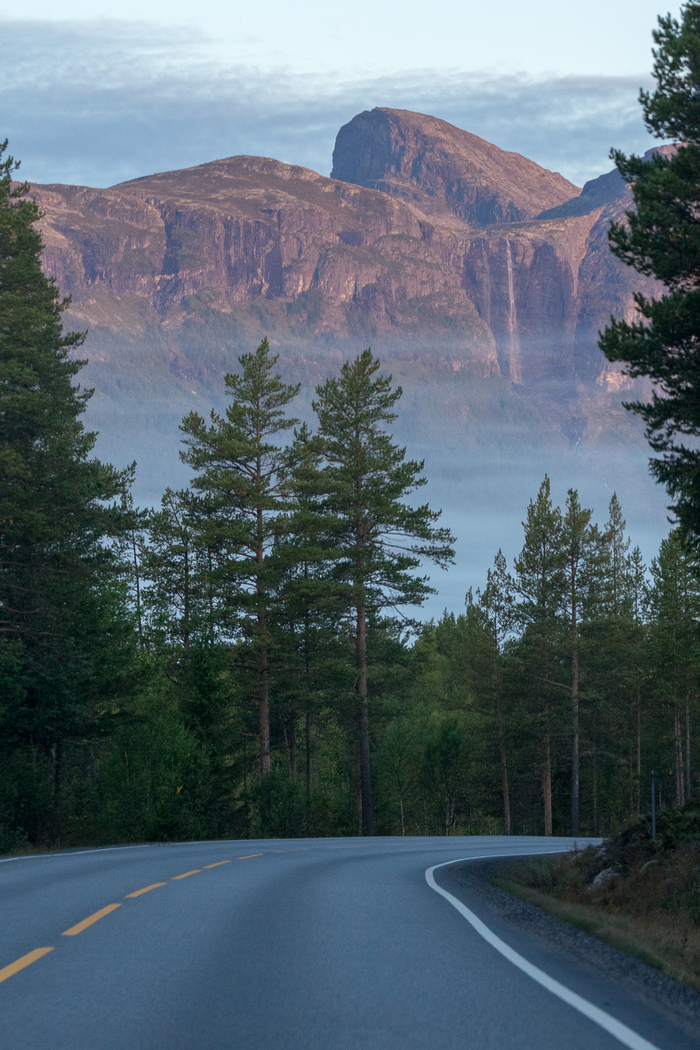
[636,680,642,818]
[256,496,271,777]
[257,625,268,776]
[131,530,143,647]
[571,619,580,836]
[285,720,297,780]
[686,699,692,803]
[305,709,312,802]
[183,546,190,649]
[542,731,552,836]
[674,708,684,806]
[357,601,374,835]
[259,638,270,777]
[496,698,511,835]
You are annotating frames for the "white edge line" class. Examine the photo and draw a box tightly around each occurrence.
[425,854,661,1050]
[0,844,154,864]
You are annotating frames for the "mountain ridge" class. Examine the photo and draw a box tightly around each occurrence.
[33,108,657,406]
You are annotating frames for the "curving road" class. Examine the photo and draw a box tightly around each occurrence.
[0,836,696,1050]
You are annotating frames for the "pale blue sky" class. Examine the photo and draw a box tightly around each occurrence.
[1,0,667,77]
[0,1,673,186]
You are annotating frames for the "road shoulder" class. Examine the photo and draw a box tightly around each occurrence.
[443,858,700,1044]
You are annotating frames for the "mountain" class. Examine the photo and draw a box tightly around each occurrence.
[34,107,657,397]
[30,109,669,607]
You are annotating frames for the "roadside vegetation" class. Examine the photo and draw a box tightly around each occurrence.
[495,800,700,991]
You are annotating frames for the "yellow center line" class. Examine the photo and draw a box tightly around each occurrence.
[203,861,231,869]
[171,869,201,880]
[62,904,121,936]
[125,882,167,898]
[0,947,54,983]
[237,853,263,859]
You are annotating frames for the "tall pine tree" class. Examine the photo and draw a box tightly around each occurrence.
[179,338,299,776]
[313,350,454,835]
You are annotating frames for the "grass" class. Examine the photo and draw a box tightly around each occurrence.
[493,802,700,992]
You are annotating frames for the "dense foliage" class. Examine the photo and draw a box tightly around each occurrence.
[1,140,699,851]
[0,141,137,850]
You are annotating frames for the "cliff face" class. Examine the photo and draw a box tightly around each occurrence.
[33,107,659,445]
[331,108,580,228]
[35,155,496,370]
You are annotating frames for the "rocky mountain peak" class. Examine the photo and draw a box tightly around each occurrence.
[330,107,580,228]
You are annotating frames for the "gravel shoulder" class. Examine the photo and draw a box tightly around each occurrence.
[447,857,700,1038]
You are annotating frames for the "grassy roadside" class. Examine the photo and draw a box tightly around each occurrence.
[492,801,700,993]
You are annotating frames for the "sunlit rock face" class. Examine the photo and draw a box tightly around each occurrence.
[32,106,659,467]
[331,107,579,227]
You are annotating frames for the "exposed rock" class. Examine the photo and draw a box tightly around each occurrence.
[30,108,661,442]
[591,865,619,888]
[331,107,580,227]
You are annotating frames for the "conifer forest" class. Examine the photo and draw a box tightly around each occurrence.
[1,136,699,854]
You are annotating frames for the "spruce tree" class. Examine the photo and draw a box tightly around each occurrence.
[0,141,133,819]
[313,349,454,835]
[599,2,700,548]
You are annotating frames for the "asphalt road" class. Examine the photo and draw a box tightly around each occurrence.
[0,835,696,1050]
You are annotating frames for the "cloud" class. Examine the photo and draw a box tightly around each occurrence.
[2,18,656,189]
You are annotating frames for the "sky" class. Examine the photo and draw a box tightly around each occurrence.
[1,0,675,188]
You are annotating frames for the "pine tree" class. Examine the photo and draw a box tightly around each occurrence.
[512,476,565,835]
[271,423,350,805]
[313,349,454,835]
[561,490,606,835]
[179,338,300,775]
[593,498,647,823]
[627,544,649,816]
[599,3,700,548]
[477,550,515,834]
[647,530,700,804]
[141,488,213,650]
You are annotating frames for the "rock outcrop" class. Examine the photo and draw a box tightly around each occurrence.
[331,108,580,227]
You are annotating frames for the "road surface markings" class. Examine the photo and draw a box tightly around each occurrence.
[0,947,54,983]
[273,849,309,853]
[126,882,167,898]
[426,858,661,1050]
[237,854,263,859]
[1,858,239,985]
[62,904,121,936]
